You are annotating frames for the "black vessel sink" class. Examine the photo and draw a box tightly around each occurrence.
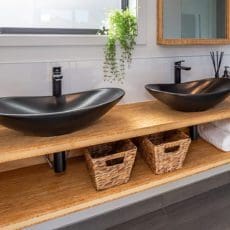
[0,88,125,136]
[146,78,230,112]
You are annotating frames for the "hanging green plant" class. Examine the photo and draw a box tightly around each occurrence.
[100,9,138,83]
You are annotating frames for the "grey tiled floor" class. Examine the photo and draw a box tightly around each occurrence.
[110,183,230,230]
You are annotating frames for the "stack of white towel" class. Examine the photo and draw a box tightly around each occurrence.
[198,119,230,152]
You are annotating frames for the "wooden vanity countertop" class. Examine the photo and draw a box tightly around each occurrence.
[0,97,229,164]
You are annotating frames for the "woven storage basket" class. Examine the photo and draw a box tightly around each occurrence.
[138,130,191,175]
[85,139,137,191]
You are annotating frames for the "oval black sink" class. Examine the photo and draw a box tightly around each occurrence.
[146,78,230,112]
[0,88,125,136]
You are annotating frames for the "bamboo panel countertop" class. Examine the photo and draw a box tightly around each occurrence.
[0,98,229,164]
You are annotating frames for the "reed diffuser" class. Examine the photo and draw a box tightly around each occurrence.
[210,51,224,78]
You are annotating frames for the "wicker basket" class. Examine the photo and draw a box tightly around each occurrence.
[85,139,137,191]
[138,130,191,175]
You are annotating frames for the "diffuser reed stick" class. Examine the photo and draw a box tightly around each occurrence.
[210,51,224,78]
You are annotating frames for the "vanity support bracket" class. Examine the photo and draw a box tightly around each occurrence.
[189,126,199,140]
[53,152,66,173]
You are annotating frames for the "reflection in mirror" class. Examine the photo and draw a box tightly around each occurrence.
[163,0,226,39]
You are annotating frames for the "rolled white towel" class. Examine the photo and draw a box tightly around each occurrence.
[198,123,230,152]
[213,119,230,133]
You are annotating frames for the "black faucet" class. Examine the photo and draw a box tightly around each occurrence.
[52,67,66,173]
[174,60,191,84]
[174,61,198,140]
[53,67,63,97]
[222,66,230,78]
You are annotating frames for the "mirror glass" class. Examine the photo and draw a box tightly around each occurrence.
[163,0,226,39]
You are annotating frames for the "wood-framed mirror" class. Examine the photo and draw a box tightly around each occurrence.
[157,0,230,45]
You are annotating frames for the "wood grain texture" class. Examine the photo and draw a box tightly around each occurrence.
[0,149,83,173]
[0,140,230,229]
[0,98,229,165]
[157,0,230,45]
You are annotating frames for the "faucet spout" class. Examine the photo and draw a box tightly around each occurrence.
[174,60,191,84]
[179,66,191,71]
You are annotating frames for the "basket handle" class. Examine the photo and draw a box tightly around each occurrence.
[105,156,125,167]
[164,145,180,154]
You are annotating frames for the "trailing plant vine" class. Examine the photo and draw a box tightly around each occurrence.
[100,9,138,83]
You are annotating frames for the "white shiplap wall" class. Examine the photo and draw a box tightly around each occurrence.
[0,0,229,104]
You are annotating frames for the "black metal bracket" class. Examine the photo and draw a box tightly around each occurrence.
[53,152,66,173]
[45,152,67,173]
[189,126,199,140]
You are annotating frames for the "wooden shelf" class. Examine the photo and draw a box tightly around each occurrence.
[0,140,229,229]
[0,98,229,164]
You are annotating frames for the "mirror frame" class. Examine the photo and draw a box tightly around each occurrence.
[157,0,230,45]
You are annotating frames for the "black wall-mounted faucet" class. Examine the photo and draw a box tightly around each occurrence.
[174,60,191,84]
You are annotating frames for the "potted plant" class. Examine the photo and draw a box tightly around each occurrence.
[99,9,138,83]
